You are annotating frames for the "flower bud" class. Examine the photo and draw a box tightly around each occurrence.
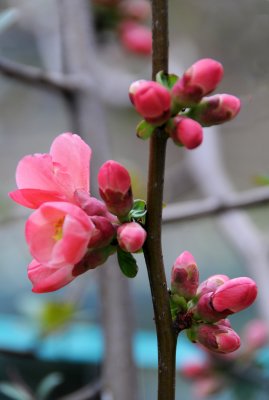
[172,58,224,106]
[72,246,116,276]
[119,22,152,56]
[129,80,171,125]
[171,251,199,300]
[243,319,269,350]
[98,160,133,217]
[193,94,241,126]
[169,116,203,149]
[211,277,258,314]
[195,292,230,323]
[197,274,229,298]
[117,222,147,253]
[194,324,241,354]
[88,216,116,249]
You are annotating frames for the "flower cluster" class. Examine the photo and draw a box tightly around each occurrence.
[92,0,152,56]
[180,319,269,398]
[170,251,257,353]
[129,58,241,148]
[9,133,147,293]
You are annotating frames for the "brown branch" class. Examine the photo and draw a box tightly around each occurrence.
[163,186,269,223]
[143,1,177,400]
[0,56,93,91]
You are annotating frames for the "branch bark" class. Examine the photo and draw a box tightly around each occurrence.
[143,1,177,399]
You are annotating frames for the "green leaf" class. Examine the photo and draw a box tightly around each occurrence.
[40,302,76,335]
[0,383,32,400]
[117,248,139,278]
[128,199,147,222]
[36,373,63,400]
[156,71,179,90]
[136,120,155,140]
[253,175,269,186]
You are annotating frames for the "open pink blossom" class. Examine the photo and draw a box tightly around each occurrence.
[9,133,91,208]
[25,202,94,267]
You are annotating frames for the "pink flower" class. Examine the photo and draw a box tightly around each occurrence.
[194,324,241,354]
[120,22,152,56]
[9,133,91,208]
[172,58,224,106]
[129,80,171,125]
[194,94,241,126]
[98,160,133,217]
[171,251,199,300]
[211,277,258,314]
[169,116,203,149]
[25,202,94,267]
[28,260,75,293]
[117,222,147,252]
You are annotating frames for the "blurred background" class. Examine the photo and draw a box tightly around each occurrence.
[0,0,269,399]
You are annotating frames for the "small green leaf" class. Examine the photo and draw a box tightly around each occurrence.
[128,199,147,222]
[117,248,138,278]
[0,383,32,400]
[36,373,63,400]
[40,302,76,335]
[156,71,179,90]
[136,120,155,140]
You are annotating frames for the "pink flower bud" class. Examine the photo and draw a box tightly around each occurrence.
[194,94,241,126]
[98,160,133,217]
[74,190,116,222]
[172,58,224,106]
[194,324,241,354]
[211,277,258,314]
[197,274,230,298]
[129,80,171,125]
[195,292,230,323]
[171,251,199,300]
[169,116,203,149]
[243,319,269,350]
[25,202,94,267]
[119,22,152,56]
[117,222,147,253]
[72,246,116,276]
[88,216,116,249]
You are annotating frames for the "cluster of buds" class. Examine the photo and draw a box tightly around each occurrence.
[129,58,241,149]
[9,133,147,293]
[92,0,152,56]
[180,319,269,398]
[170,251,257,354]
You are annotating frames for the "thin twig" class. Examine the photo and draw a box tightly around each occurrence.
[0,56,93,91]
[143,1,177,400]
[163,186,269,223]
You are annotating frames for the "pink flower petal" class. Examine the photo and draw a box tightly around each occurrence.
[9,189,66,208]
[28,259,74,293]
[50,133,92,193]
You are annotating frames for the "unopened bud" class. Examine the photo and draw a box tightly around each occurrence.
[117,222,147,253]
[193,94,241,126]
[168,116,203,149]
[72,246,116,276]
[98,160,133,217]
[197,274,229,298]
[195,292,230,323]
[171,251,199,300]
[88,216,116,249]
[172,58,224,106]
[120,22,152,56]
[212,277,258,314]
[193,323,241,354]
[129,80,171,125]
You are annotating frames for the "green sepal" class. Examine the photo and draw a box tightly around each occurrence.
[117,247,139,278]
[128,199,147,223]
[169,293,187,320]
[156,71,179,90]
[136,120,155,140]
[186,326,197,343]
